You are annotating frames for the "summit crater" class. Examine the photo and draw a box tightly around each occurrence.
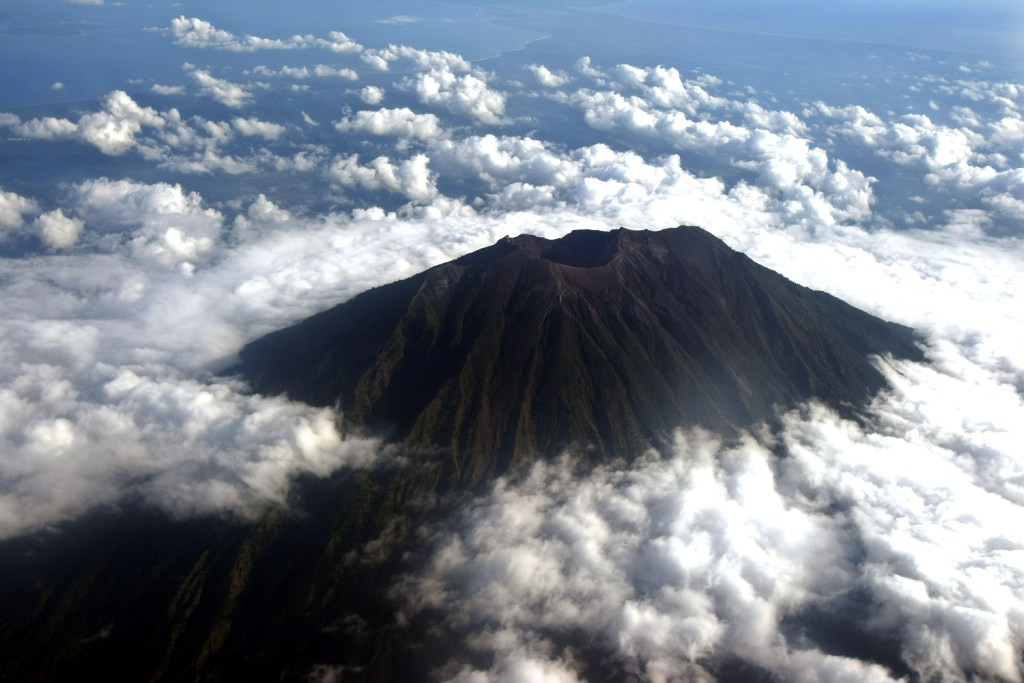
[238,226,923,485]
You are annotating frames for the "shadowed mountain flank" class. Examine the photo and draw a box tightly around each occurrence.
[238,226,923,484]
[0,226,929,683]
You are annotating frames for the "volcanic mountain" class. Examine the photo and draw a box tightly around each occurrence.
[0,226,927,683]
[239,226,923,484]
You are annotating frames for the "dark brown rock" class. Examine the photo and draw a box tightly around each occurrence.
[238,226,923,485]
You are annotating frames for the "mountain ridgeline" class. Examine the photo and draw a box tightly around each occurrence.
[0,226,927,682]
[239,225,923,483]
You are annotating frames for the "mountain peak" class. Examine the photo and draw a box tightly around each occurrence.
[506,228,621,267]
[238,226,922,485]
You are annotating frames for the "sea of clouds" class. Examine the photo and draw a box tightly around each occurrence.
[1,11,1022,680]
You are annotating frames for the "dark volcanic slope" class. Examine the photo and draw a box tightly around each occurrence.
[239,226,922,483]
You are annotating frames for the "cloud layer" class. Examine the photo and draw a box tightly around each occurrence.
[393,338,1024,681]
[3,11,1024,679]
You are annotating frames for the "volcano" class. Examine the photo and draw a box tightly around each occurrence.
[0,225,928,682]
[238,226,923,484]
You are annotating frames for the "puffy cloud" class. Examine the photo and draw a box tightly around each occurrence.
[423,132,868,235]
[574,56,606,82]
[158,148,259,176]
[991,114,1024,146]
[568,88,873,227]
[0,184,628,537]
[429,134,579,199]
[232,116,286,140]
[360,44,472,73]
[613,62,648,87]
[71,178,223,267]
[251,64,358,80]
[0,349,382,537]
[170,16,278,51]
[167,116,223,154]
[320,31,363,54]
[188,68,252,108]
[812,90,1024,233]
[167,16,363,53]
[394,436,886,681]
[983,191,1024,220]
[388,45,471,72]
[0,188,38,237]
[878,114,978,171]
[0,198,609,540]
[143,115,248,170]
[817,86,1021,178]
[334,107,443,140]
[313,65,358,80]
[0,105,142,147]
[0,209,458,536]
[939,208,992,238]
[252,64,308,79]
[0,190,578,539]
[562,61,801,141]
[78,90,168,154]
[401,65,508,125]
[612,63,727,116]
[809,101,887,144]
[34,209,84,249]
[525,64,570,88]
[358,85,385,105]
[243,193,293,225]
[71,178,216,229]
[360,49,396,72]
[327,153,437,201]
[934,77,1023,114]
[258,148,325,173]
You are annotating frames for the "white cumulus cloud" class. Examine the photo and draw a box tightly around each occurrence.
[167,16,363,53]
[78,90,168,154]
[525,64,571,88]
[401,65,508,125]
[0,188,39,238]
[232,116,286,140]
[188,68,252,108]
[328,153,438,202]
[34,209,84,249]
[71,178,224,267]
[334,107,443,140]
[358,86,385,105]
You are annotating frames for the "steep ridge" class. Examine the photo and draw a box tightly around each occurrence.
[0,225,927,682]
[239,226,923,484]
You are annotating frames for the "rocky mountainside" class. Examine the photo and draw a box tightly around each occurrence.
[0,225,925,682]
[239,226,922,484]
